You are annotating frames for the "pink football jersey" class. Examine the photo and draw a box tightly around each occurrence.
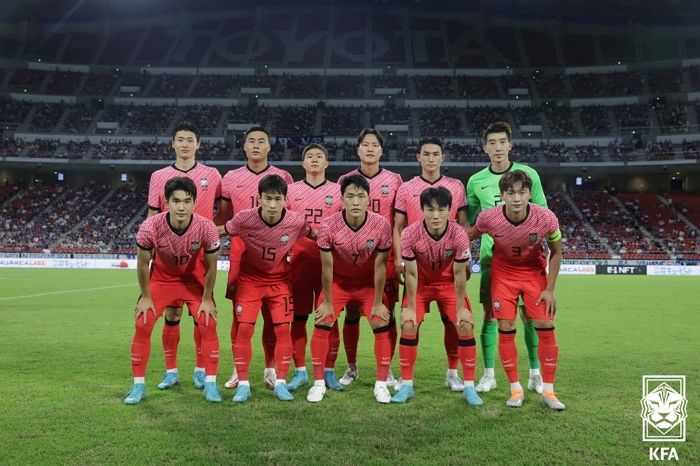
[221,164,294,214]
[225,207,311,283]
[317,211,392,287]
[394,175,467,226]
[147,163,222,220]
[287,179,342,265]
[475,204,560,278]
[400,220,470,284]
[338,168,402,226]
[136,212,220,283]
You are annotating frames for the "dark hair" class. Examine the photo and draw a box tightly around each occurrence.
[302,143,328,159]
[340,174,370,196]
[357,128,384,149]
[417,136,443,154]
[173,122,200,142]
[165,176,197,201]
[244,126,270,141]
[499,169,532,193]
[483,121,512,143]
[420,186,452,210]
[258,174,288,197]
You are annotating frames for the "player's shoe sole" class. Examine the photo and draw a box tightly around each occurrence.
[157,373,180,390]
[506,390,524,408]
[463,386,484,406]
[475,375,497,393]
[338,365,358,386]
[542,391,566,410]
[390,385,415,404]
[528,374,543,394]
[124,383,146,405]
[203,382,222,403]
[287,370,309,392]
[307,384,326,403]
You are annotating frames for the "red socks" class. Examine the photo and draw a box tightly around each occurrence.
[498,329,519,383]
[536,327,558,384]
[458,336,476,382]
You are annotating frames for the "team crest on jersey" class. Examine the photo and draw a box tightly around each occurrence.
[366,239,375,250]
[200,178,208,189]
[381,185,390,196]
[528,233,538,243]
[445,248,455,257]
[280,234,290,245]
[325,195,334,206]
[493,300,501,310]
[190,242,200,250]
[235,304,243,316]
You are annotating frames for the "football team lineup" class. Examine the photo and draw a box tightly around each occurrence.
[123,121,566,409]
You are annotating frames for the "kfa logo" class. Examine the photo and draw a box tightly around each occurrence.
[280,234,290,245]
[366,239,375,250]
[325,195,334,206]
[235,304,243,316]
[528,233,538,243]
[641,375,686,462]
[200,178,209,189]
[381,185,389,196]
[190,242,200,250]
[445,248,455,257]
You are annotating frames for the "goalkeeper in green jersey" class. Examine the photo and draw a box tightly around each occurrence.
[466,121,548,394]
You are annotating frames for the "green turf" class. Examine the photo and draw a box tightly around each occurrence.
[0,270,698,465]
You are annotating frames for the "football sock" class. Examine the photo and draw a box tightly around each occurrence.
[162,318,180,371]
[193,321,204,369]
[131,312,157,377]
[325,323,340,368]
[343,317,361,365]
[442,316,459,370]
[510,381,523,392]
[195,311,220,377]
[273,323,293,380]
[523,319,540,370]
[205,375,216,383]
[233,322,255,382]
[373,325,392,381]
[310,325,331,381]
[262,312,277,369]
[483,367,495,378]
[399,335,418,382]
[291,315,308,368]
[388,315,398,359]
[536,327,558,384]
[458,336,477,383]
[133,377,145,384]
[229,316,238,363]
[481,319,498,369]
[498,329,519,384]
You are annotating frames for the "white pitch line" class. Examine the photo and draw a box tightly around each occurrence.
[0,283,133,301]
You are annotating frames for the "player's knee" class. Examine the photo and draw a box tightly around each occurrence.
[533,320,553,329]
[371,322,390,333]
[456,322,474,337]
[401,321,417,335]
[236,322,255,341]
[497,320,516,332]
[134,317,156,336]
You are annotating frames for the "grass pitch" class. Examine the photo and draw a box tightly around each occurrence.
[0,270,698,465]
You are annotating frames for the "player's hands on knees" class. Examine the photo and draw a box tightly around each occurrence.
[135,297,155,324]
[456,307,473,330]
[314,302,335,325]
[536,290,557,317]
[197,298,217,326]
[400,307,416,327]
[371,303,390,323]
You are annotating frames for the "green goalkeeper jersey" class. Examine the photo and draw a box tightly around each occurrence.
[466,161,547,265]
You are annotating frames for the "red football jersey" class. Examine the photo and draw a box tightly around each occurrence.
[147,163,222,220]
[317,211,392,287]
[338,167,402,226]
[287,179,342,266]
[225,207,311,283]
[221,164,294,214]
[400,220,471,284]
[136,212,220,284]
[475,204,560,278]
[394,175,467,226]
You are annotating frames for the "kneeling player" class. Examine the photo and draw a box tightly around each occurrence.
[222,175,314,403]
[392,187,482,405]
[308,174,393,403]
[470,170,565,410]
[125,177,221,405]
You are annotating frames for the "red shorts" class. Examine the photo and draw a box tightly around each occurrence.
[401,283,472,326]
[384,256,399,310]
[318,282,383,324]
[234,280,294,324]
[291,261,321,316]
[225,236,245,299]
[151,281,204,317]
[491,274,550,321]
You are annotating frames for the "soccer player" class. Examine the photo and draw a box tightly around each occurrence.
[391,187,482,406]
[146,122,222,392]
[220,127,294,390]
[221,175,314,402]
[336,128,402,388]
[286,143,342,392]
[466,121,548,395]
[470,170,564,410]
[393,136,469,392]
[124,177,221,405]
[308,174,393,403]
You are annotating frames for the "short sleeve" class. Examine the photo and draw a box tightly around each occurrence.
[452,226,471,262]
[400,228,415,261]
[147,172,161,211]
[317,219,333,251]
[136,219,154,250]
[204,221,221,253]
[376,219,392,252]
